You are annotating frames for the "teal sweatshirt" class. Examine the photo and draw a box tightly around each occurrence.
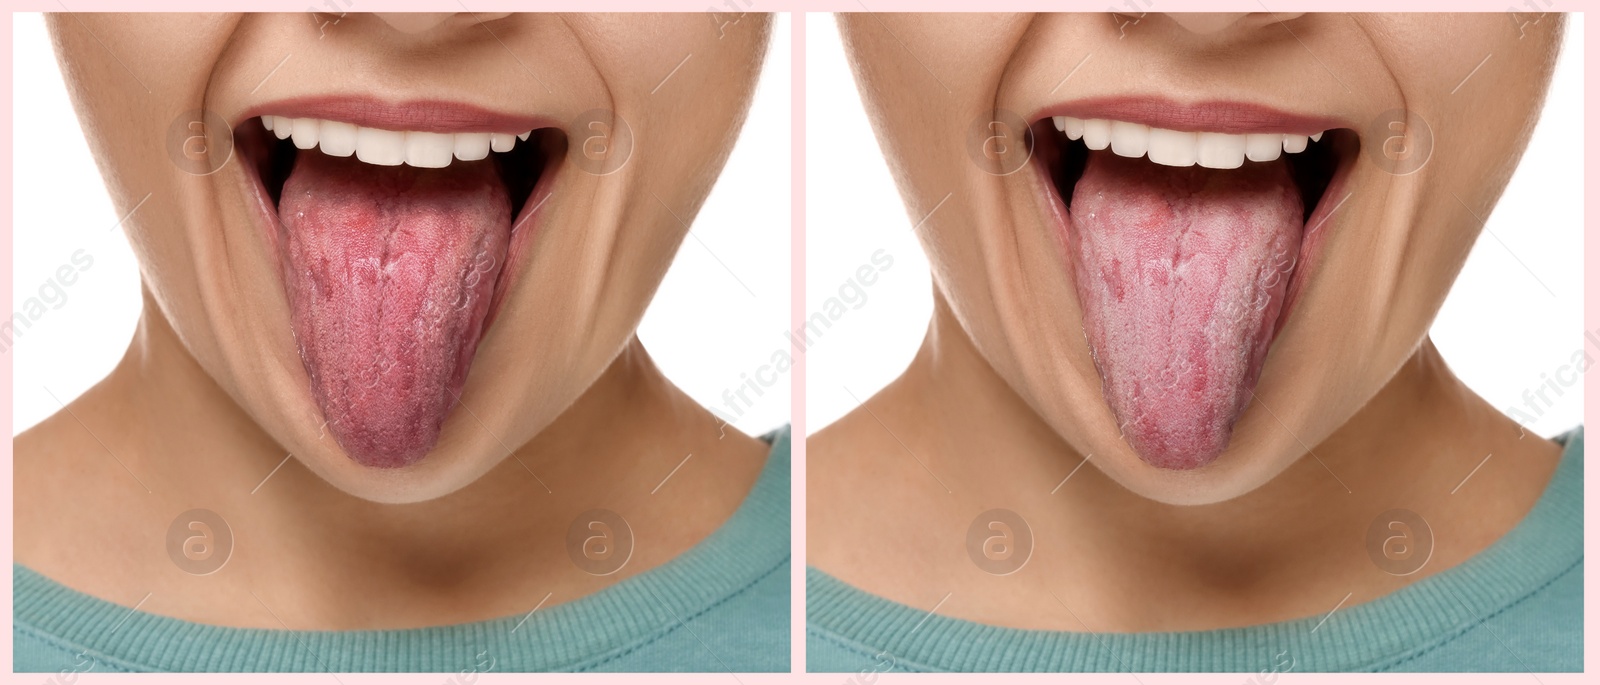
[14,428,791,673]
[809,428,1582,673]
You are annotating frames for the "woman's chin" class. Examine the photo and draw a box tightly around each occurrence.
[274,422,510,504]
[1061,411,1313,507]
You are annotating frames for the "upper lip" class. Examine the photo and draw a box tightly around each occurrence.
[237,95,557,134]
[1032,96,1348,135]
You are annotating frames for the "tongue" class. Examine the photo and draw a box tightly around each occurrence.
[1068,151,1303,470]
[278,152,511,468]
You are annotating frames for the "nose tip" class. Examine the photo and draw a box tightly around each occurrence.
[373,13,455,34]
[373,12,512,34]
[1162,12,1304,35]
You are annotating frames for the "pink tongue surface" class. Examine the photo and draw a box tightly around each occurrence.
[279,152,510,468]
[1068,151,1303,470]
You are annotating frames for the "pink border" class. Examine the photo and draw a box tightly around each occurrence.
[1584,6,1594,684]
[3,7,15,679]
[4,3,1593,683]
[789,10,809,675]
[1,2,1578,10]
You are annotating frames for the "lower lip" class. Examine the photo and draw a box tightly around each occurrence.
[1271,140,1353,335]
[484,158,560,330]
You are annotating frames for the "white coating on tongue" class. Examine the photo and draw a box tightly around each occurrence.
[1068,151,1303,470]
[278,152,510,469]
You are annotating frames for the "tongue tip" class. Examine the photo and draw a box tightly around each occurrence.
[1120,401,1242,471]
[1131,440,1226,471]
[319,382,464,470]
[334,423,442,469]
[349,448,432,470]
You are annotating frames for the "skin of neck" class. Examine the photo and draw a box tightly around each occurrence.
[15,288,768,630]
[811,291,1561,632]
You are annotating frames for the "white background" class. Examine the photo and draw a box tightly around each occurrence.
[10,12,792,437]
[805,13,1586,438]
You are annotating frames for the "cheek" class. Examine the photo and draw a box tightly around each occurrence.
[59,14,237,145]
[1359,14,1519,75]
[573,15,747,96]
[52,14,241,317]
[1363,14,1557,133]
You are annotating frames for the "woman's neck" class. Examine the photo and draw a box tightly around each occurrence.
[15,300,769,630]
[810,296,1562,632]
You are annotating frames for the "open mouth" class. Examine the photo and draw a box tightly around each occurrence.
[1033,104,1356,470]
[236,106,565,469]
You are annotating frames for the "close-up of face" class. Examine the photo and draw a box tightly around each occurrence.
[838,12,1564,505]
[47,13,771,504]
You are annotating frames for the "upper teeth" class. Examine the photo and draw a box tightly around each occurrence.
[1051,116,1326,170]
[260,115,532,168]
